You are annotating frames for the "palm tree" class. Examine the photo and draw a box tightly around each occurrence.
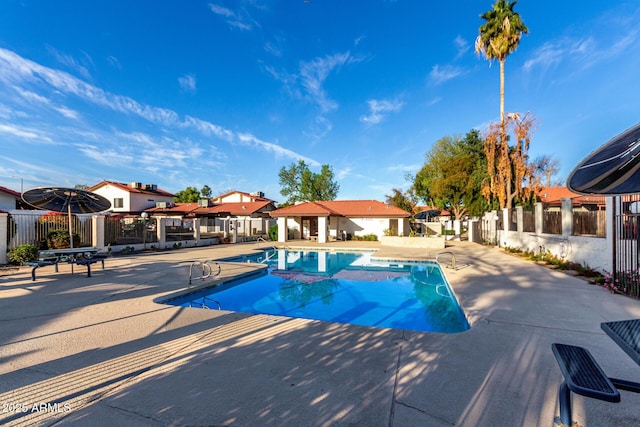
[475,0,528,125]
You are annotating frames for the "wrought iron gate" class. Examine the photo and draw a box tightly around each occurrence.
[612,195,640,298]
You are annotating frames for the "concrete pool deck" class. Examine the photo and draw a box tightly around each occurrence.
[1,240,639,426]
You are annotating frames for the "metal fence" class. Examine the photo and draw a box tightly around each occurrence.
[165,218,195,242]
[8,211,93,250]
[104,216,158,246]
[613,195,640,298]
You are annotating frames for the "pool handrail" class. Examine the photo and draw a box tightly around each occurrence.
[189,260,221,285]
[436,251,456,270]
[257,236,277,250]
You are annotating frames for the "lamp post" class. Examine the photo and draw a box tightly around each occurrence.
[141,211,149,250]
[9,175,23,194]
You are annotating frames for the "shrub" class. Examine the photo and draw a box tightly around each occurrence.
[269,224,278,241]
[352,234,378,241]
[599,271,640,297]
[47,229,80,249]
[7,244,39,265]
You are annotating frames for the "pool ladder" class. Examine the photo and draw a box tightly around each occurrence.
[257,237,277,250]
[189,260,221,285]
[436,251,456,270]
[189,296,222,310]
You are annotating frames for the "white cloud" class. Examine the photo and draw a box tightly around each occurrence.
[0,122,53,142]
[336,166,352,180]
[264,38,283,57]
[429,64,463,85]
[0,47,318,166]
[107,55,122,70]
[76,144,134,165]
[15,88,50,105]
[47,46,92,80]
[360,98,404,125]
[237,132,321,166]
[208,3,255,31]
[178,73,197,93]
[300,52,363,112]
[55,106,80,119]
[303,115,333,143]
[181,116,234,141]
[523,6,640,74]
[454,35,469,59]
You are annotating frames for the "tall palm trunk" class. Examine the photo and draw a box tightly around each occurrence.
[499,58,513,208]
[500,59,505,125]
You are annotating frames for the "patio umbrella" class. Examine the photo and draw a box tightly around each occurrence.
[414,209,441,221]
[567,122,640,195]
[22,187,112,249]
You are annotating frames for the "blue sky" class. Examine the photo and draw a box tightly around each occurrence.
[1,1,640,203]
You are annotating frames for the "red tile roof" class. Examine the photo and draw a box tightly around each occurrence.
[270,200,410,218]
[88,181,175,197]
[145,202,198,214]
[537,186,606,206]
[145,201,274,217]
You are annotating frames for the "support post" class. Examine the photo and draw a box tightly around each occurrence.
[0,213,8,264]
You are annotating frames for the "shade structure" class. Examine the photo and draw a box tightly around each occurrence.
[567,123,640,195]
[22,187,111,249]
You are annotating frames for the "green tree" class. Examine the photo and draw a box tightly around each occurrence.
[458,129,490,215]
[278,160,339,205]
[475,0,528,125]
[412,131,488,220]
[174,186,201,202]
[385,188,415,214]
[200,185,212,199]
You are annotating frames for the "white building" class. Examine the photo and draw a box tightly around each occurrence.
[88,181,175,214]
[0,186,21,212]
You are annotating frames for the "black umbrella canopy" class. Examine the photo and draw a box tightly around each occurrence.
[567,123,640,195]
[22,187,111,214]
[414,209,441,220]
[22,187,111,249]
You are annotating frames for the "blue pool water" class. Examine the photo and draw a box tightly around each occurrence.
[167,250,470,334]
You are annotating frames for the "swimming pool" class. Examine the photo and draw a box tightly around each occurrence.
[167,250,470,334]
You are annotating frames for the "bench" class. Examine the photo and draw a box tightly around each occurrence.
[24,260,59,281]
[551,343,620,426]
[68,257,106,278]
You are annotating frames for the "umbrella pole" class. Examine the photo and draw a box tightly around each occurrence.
[68,203,74,249]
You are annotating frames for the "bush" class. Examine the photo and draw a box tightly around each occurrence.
[7,244,39,265]
[47,229,80,249]
[352,234,378,241]
[269,224,278,241]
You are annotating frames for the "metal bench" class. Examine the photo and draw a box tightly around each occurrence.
[551,343,620,426]
[68,256,106,277]
[24,260,59,281]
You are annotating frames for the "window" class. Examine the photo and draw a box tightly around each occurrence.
[114,198,124,208]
